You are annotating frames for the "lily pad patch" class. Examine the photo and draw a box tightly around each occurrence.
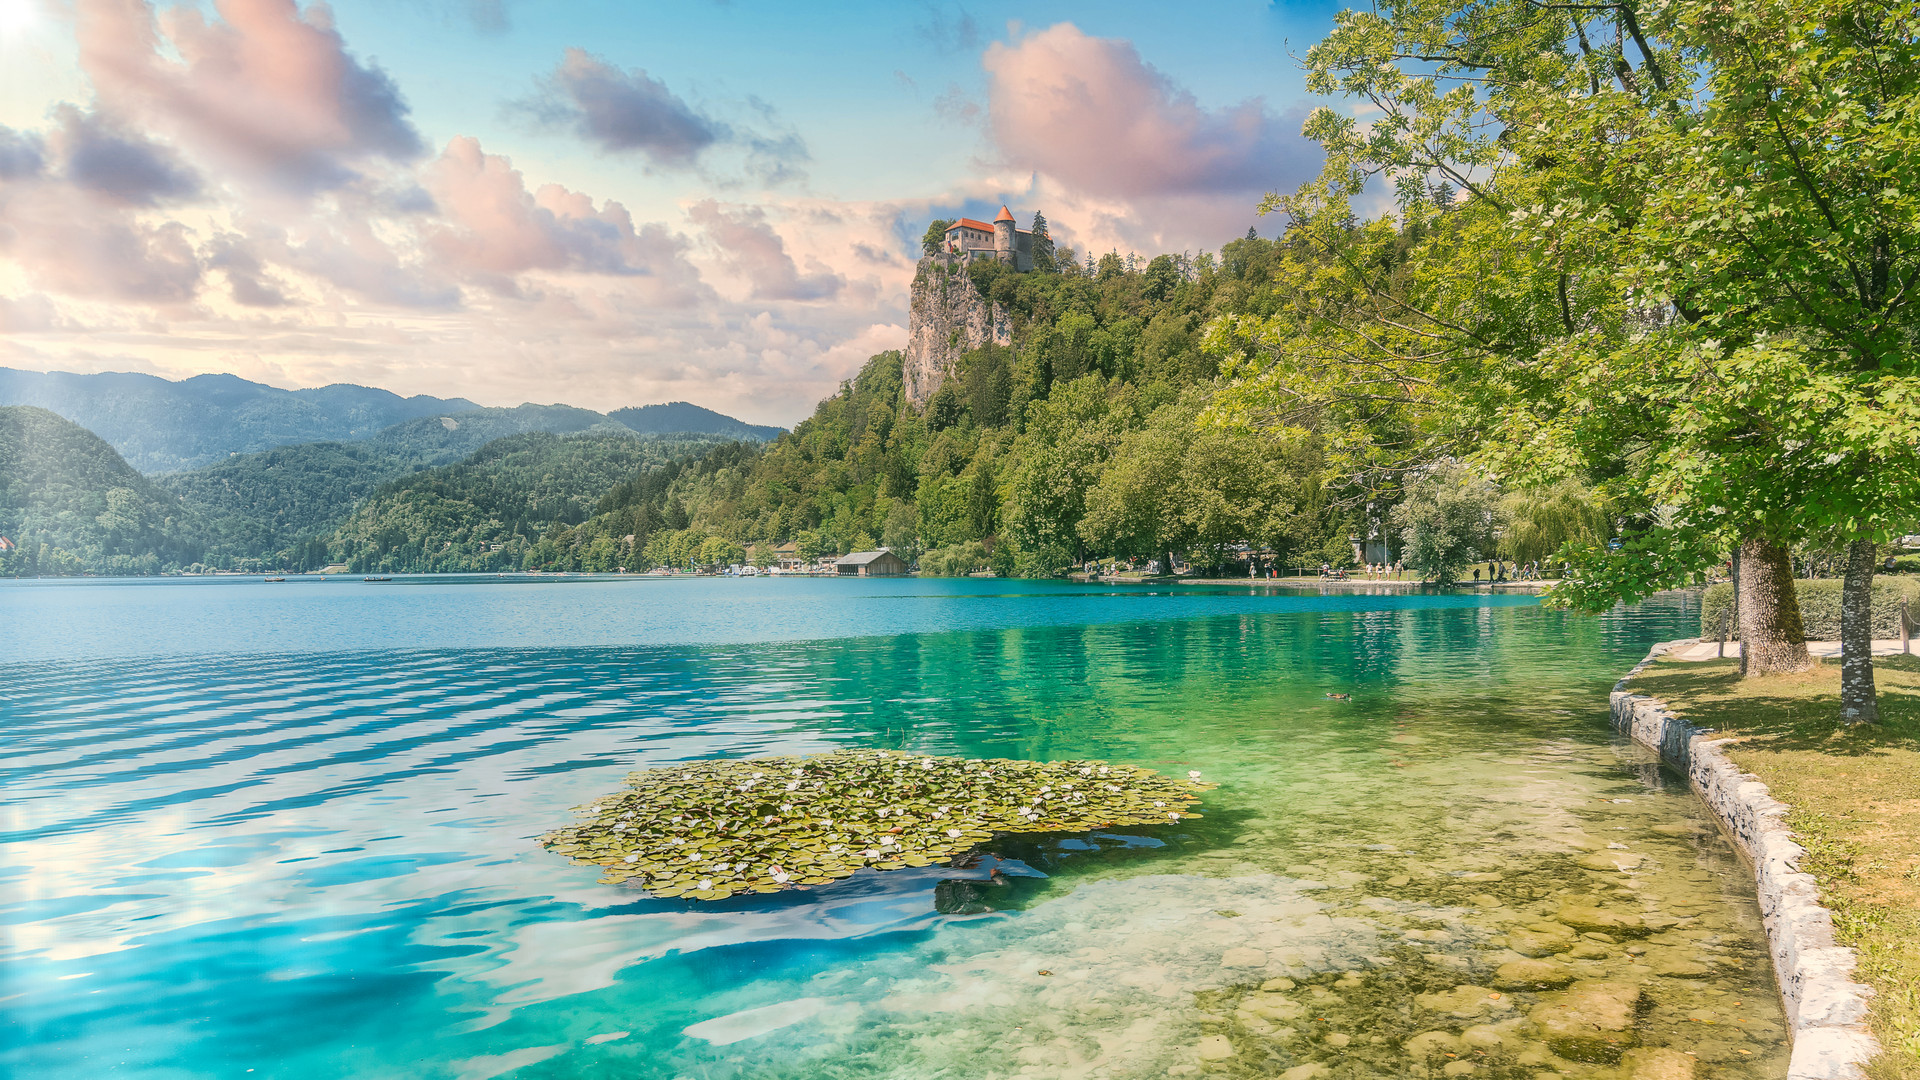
[540,749,1217,900]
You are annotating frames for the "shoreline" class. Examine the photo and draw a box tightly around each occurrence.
[1611,639,1879,1079]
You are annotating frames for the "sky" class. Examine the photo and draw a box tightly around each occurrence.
[0,0,1346,425]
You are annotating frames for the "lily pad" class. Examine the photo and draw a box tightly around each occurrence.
[539,749,1216,896]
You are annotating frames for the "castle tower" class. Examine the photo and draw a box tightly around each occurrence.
[993,205,1015,266]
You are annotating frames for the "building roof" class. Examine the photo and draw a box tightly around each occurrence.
[944,217,1031,241]
[994,204,1015,222]
[835,549,903,566]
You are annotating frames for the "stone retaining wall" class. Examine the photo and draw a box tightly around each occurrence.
[1610,640,1880,1079]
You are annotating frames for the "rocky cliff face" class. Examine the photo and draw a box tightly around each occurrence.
[903,256,1010,407]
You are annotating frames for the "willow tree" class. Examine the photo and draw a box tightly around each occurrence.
[1216,0,1920,710]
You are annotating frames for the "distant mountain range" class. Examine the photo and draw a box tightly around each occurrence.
[0,404,733,574]
[610,403,782,442]
[0,368,783,474]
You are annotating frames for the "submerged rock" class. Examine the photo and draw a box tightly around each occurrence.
[1492,958,1574,990]
[1194,1034,1234,1061]
[1404,1030,1467,1058]
[1621,1046,1697,1079]
[1556,902,1648,937]
[1415,984,1508,1019]
[1577,850,1646,872]
[1648,951,1711,979]
[1528,980,1644,1063]
[1507,924,1574,957]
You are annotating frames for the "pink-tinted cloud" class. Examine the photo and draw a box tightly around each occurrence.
[75,0,422,193]
[0,177,202,303]
[424,137,708,302]
[982,23,1318,199]
[688,200,844,302]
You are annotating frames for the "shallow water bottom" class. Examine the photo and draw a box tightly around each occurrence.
[567,745,1785,1080]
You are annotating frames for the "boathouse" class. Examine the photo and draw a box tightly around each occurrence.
[835,549,908,577]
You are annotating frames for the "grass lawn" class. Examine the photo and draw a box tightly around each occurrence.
[1630,653,1920,1079]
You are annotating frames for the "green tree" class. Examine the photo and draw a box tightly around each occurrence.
[1029,211,1055,272]
[922,219,955,256]
[1220,0,1920,707]
[1388,465,1498,584]
[1499,482,1612,567]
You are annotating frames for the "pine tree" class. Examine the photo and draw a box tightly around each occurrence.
[1030,211,1055,272]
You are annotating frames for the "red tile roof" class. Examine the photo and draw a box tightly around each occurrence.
[995,204,1015,222]
[948,218,994,233]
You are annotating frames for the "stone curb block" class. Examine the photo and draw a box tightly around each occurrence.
[1610,639,1880,1080]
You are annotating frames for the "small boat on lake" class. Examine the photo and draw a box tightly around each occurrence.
[364,576,393,583]
[264,577,287,583]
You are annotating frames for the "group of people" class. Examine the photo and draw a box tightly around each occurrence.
[1315,561,1405,580]
[1472,561,1544,583]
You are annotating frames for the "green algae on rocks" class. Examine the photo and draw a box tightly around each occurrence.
[540,749,1217,899]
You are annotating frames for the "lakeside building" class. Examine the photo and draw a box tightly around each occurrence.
[835,549,908,577]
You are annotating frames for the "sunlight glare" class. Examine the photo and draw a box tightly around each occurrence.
[0,0,37,37]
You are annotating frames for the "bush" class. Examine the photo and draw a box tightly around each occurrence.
[1700,577,1920,640]
[918,541,990,577]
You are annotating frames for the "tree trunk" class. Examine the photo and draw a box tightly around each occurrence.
[1737,537,1812,676]
[1839,539,1880,724]
[1732,547,1745,675]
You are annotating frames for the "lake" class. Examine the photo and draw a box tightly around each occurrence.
[1,577,1786,1078]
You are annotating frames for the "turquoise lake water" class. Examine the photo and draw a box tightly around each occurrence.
[1,577,1788,1078]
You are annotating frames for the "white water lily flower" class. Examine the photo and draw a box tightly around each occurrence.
[780,804,794,812]
[713,862,730,871]
[772,868,791,883]
[1168,812,1180,820]
[787,780,802,791]
[698,878,713,889]
[947,828,963,838]
[1154,801,1165,808]
[1188,770,1202,780]
[623,854,638,862]
[864,849,882,859]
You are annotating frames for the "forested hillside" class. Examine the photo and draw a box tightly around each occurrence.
[516,235,1360,576]
[0,368,477,473]
[0,407,204,575]
[328,431,728,574]
[158,442,418,571]
[154,404,766,571]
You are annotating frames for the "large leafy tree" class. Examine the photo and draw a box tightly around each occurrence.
[1217,0,1920,711]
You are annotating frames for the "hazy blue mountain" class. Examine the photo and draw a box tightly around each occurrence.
[364,404,624,462]
[0,406,204,575]
[0,367,781,474]
[609,402,782,440]
[0,368,478,473]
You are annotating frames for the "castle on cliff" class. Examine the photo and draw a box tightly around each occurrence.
[939,205,1035,271]
[904,206,1042,406]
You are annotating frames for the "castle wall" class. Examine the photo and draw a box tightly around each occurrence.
[903,255,1012,407]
